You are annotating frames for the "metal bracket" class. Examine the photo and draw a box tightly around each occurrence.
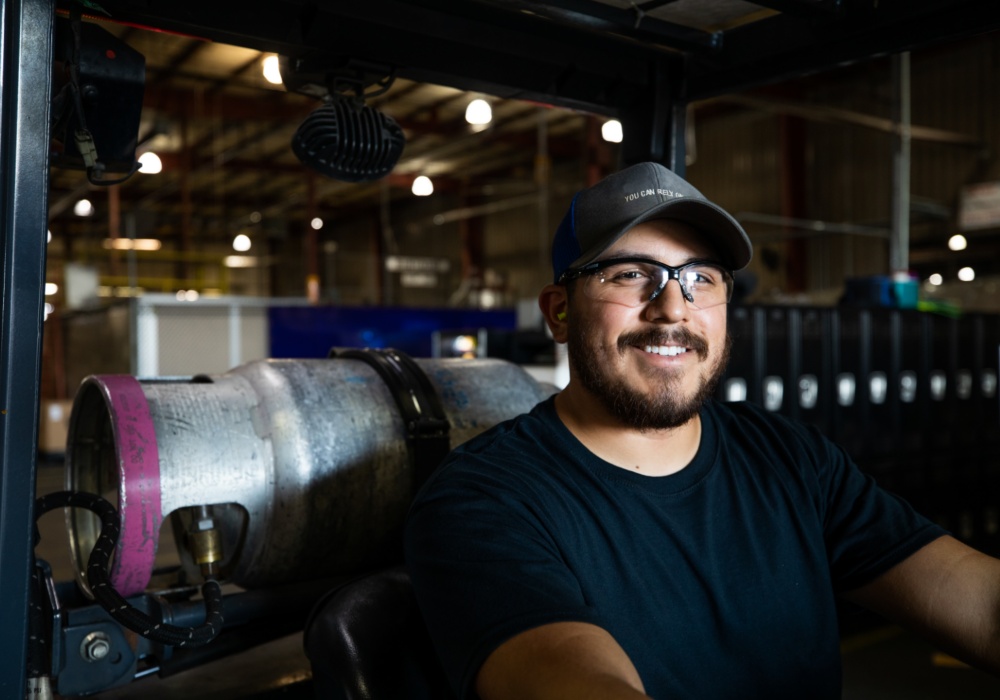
[329,347,451,491]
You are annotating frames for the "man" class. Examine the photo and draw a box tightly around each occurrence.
[404,162,1000,699]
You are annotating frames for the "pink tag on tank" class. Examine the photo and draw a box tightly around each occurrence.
[99,375,162,597]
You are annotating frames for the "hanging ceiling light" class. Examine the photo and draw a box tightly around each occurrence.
[292,93,405,182]
[412,175,434,196]
[928,273,943,286]
[311,217,324,230]
[602,119,623,143]
[465,99,492,126]
[262,54,283,85]
[284,59,405,182]
[138,152,162,174]
[73,199,94,217]
[948,234,967,251]
[958,266,975,282]
[233,234,252,252]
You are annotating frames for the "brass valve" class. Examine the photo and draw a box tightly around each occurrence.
[187,507,223,578]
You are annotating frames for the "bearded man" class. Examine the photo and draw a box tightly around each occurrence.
[404,162,1000,700]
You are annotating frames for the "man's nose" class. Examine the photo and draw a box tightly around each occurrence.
[644,278,689,323]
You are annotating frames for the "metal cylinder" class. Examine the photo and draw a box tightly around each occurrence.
[66,357,554,595]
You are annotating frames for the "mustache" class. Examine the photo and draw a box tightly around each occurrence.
[617,327,709,360]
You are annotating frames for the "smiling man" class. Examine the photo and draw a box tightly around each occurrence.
[405,162,1000,700]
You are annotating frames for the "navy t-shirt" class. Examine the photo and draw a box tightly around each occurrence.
[404,396,946,700]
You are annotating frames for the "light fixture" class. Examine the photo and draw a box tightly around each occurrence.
[283,60,405,182]
[948,234,967,251]
[465,99,492,126]
[263,54,283,85]
[138,152,162,174]
[412,175,434,196]
[45,283,58,295]
[928,273,943,286]
[233,233,252,252]
[602,119,623,143]
[102,238,162,251]
[176,289,200,302]
[292,94,405,182]
[310,217,324,230]
[74,199,94,217]
[44,303,54,321]
[47,230,52,243]
[224,255,257,268]
[958,266,975,282]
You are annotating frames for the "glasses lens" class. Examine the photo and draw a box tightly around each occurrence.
[678,264,732,308]
[583,261,732,308]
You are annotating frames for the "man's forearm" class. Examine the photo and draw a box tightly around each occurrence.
[476,621,651,700]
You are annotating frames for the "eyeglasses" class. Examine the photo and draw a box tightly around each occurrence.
[559,257,734,310]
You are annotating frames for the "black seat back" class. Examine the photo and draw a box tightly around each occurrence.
[304,567,453,699]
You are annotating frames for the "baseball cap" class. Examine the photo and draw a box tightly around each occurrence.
[551,162,752,282]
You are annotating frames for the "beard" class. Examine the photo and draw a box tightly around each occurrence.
[567,319,732,432]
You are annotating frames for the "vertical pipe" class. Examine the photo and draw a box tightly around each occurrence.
[178,113,192,284]
[108,183,121,277]
[0,0,54,695]
[229,304,241,371]
[305,172,319,302]
[667,100,687,176]
[891,52,911,274]
[536,107,550,279]
[780,112,808,292]
[621,57,679,168]
[584,116,603,187]
[125,211,138,292]
[378,181,392,305]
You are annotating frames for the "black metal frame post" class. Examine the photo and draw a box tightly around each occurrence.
[0,0,54,695]
[620,56,688,173]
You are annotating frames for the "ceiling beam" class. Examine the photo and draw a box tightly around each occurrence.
[86,0,665,116]
[685,0,1000,99]
[466,0,720,53]
[746,0,842,17]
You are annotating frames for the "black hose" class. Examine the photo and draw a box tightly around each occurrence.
[35,491,224,647]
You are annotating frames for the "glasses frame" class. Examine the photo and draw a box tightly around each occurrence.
[559,256,735,309]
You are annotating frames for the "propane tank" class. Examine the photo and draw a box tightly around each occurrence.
[66,355,555,596]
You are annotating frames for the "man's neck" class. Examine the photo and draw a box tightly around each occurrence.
[553,386,702,477]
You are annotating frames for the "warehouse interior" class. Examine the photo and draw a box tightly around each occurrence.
[4,0,1000,697]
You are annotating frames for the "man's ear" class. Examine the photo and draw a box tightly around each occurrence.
[539,284,569,343]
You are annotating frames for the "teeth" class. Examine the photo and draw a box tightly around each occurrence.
[644,345,688,357]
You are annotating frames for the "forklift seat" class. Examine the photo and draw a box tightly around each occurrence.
[304,566,453,700]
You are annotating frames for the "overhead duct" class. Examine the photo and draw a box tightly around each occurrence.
[65,353,554,596]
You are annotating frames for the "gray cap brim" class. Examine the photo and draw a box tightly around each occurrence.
[577,197,753,271]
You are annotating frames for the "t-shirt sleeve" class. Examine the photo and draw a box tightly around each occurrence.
[811,424,948,591]
[404,455,604,700]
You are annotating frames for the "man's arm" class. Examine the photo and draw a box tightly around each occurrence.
[475,621,651,700]
[843,534,1000,675]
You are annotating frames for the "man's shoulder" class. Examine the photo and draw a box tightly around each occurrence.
[708,396,815,430]
[430,395,562,480]
[454,394,556,452]
[705,398,835,456]
[410,395,570,516]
